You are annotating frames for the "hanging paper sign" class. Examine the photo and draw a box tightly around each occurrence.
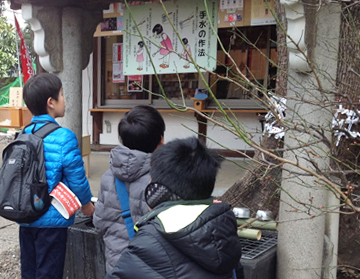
[113,62,125,83]
[113,43,123,62]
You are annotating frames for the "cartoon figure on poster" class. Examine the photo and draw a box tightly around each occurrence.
[152,24,173,68]
[135,41,144,71]
[132,18,146,32]
[179,12,194,29]
[181,38,192,69]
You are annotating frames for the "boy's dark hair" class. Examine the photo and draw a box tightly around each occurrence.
[182,38,188,44]
[23,73,62,116]
[118,105,165,153]
[150,137,223,200]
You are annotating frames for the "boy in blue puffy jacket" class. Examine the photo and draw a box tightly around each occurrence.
[20,73,95,279]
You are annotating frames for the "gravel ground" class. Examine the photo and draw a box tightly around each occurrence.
[0,245,21,279]
[0,135,21,278]
[0,217,20,279]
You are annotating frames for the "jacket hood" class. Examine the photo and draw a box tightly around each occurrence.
[136,200,242,274]
[109,145,151,183]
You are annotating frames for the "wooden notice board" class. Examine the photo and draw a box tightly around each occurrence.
[9,87,23,107]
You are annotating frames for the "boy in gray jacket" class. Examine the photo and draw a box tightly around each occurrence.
[93,105,165,273]
[106,137,242,279]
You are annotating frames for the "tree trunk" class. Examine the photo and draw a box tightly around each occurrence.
[220,135,283,218]
[335,3,360,273]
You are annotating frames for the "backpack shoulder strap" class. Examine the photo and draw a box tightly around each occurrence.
[32,122,60,139]
[115,178,135,240]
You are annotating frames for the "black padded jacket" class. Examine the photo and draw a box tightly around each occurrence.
[106,199,242,279]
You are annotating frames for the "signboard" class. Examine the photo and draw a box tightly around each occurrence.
[220,0,244,10]
[128,75,143,92]
[9,87,23,107]
[250,0,276,26]
[218,0,249,28]
[123,0,218,75]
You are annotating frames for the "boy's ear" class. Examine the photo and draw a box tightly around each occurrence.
[46,97,55,110]
[157,136,164,149]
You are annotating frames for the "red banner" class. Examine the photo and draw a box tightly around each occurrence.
[14,16,35,84]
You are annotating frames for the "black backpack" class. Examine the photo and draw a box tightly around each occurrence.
[0,122,60,223]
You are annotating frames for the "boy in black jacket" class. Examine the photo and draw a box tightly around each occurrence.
[106,137,242,279]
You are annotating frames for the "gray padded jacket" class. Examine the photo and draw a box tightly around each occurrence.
[93,145,151,273]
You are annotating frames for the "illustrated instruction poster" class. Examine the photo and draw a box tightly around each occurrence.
[123,0,218,75]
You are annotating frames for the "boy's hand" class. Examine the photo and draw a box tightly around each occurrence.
[81,201,95,216]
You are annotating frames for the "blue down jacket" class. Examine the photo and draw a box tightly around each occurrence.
[20,114,93,228]
[106,200,242,279]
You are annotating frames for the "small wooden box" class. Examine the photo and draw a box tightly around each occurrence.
[0,107,22,127]
[191,98,207,110]
[21,107,33,127]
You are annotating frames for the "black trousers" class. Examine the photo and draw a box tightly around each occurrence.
[19,227,68,279]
